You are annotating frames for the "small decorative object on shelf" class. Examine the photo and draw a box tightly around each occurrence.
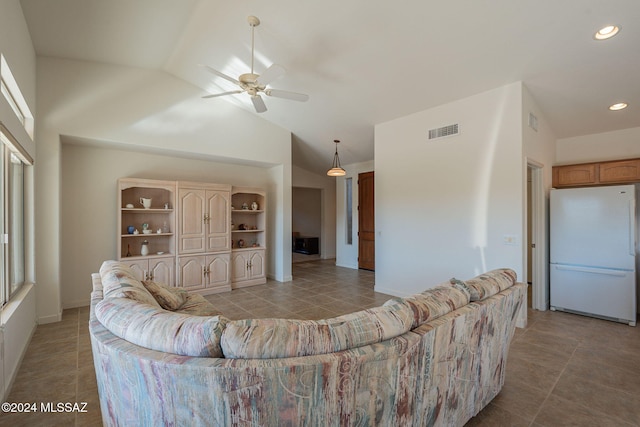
[251,201,258,210]
[141,240,149,256]
[126,244,132,257]
[127,225,135,234]
[162,221,170,233]
[140,197,152,209]
[164,202,170,209]
[242,202,249,210]
[142,223,152,234]
[237,239,245,248]
[126,203,134,209]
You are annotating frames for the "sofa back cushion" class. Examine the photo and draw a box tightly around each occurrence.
[95,297,228,357]
[99,260,160,309]
[221,300,414,359]
[451,268,517,301]
[385,284,470,329]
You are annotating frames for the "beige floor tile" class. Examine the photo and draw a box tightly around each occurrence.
[550,372,640,425]
[533,394,636,427]
[465,402,530,426]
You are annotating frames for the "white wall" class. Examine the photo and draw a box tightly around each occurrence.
[292,165,337,260]
[36,57,292,322]
[556,126,640,165]
[293,188,322,237]
[375,82,524,296]
[335,160,374,269]
[522,85,557,310]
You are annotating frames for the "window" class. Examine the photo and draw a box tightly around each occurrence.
[0,53,32,306]
[0,129,28,305]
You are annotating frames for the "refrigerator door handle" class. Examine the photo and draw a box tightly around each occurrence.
[554,265,627,277]
[630,199,636,256]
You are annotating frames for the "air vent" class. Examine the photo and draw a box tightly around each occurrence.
[428,123,459,140]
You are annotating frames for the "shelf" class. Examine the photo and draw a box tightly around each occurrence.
[122,233,173,238]
[231,209,264,214]
[122,208,173,213]
[121,253,173,260]
[231,230,264,233]
[232,246,264,252]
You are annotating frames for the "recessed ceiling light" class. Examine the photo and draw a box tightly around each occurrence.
[594,25,620,40]
[609,102,628,111]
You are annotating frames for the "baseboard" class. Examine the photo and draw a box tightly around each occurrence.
[38,309,62,325]
[62,299,90,310]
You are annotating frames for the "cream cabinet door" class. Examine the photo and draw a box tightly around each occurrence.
[206,191,230,252]
[206,253,230,290]
[122,259,147,282]
[178,188,206,254]
[231,252,250,283]
[248,250,265,280]
[149,257,175,286]
[178,256,206,291]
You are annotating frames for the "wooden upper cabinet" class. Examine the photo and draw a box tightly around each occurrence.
[599,159,640,183]
[552,163,598,187]
[553,157,640,188]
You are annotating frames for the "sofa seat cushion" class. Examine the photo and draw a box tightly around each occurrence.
[95,297,228,357]
[221,300,414,359]
[142,280,188,310]
[385,284,470,329]
[99,260,160,309]
[451,268,517,301]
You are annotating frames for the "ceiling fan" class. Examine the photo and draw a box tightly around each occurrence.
[201,15,309,113]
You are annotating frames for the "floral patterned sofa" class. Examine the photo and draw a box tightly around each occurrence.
[90,260,525,426]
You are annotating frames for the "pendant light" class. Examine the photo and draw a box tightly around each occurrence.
[327,139,346,177]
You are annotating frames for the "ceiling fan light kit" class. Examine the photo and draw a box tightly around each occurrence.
[327,140,346,177]
[202,15,309,113]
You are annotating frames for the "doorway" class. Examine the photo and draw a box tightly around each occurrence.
[527,161,547,311]
[358,171,375,270]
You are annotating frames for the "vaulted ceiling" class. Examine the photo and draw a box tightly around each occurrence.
[20,0,640,174]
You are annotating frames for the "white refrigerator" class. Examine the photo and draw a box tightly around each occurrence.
[550,184,637,326]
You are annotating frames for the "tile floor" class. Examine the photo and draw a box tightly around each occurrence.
[2,259,639,426]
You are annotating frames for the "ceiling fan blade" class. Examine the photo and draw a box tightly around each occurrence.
[264,89,309,102]
[202,90,243,99]
[199,64,240,85]
[251,94,267,113]
[257,64,285,86]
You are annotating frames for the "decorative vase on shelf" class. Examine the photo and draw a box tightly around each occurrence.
[251,201,258,210]
[141,240,149,256]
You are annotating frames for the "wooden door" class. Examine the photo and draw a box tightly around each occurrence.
[358,172,375,271]
[177,256,206,291]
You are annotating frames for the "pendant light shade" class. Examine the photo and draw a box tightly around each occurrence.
[327,139,346,177]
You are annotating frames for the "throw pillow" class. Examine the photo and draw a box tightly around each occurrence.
[142,280,187,311]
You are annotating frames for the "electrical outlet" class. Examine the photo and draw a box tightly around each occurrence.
[503,234,518,245]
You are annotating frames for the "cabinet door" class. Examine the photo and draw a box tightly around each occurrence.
[178,189,206,254]
[206,253,230,289]
[122,259,148,281]
[599,159,640,183]
[178,256,206,291]
[248,250,265,280]
[149,257,175,286]
[206,191,230,252]
[553,164,597,187]
[231,253,250,282]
